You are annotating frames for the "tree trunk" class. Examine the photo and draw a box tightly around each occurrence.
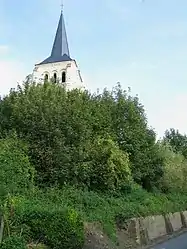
[0,215,4,244]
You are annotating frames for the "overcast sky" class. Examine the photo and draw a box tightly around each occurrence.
[0,0,187,138]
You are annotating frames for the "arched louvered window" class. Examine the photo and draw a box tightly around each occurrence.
[44,74,49,82]
[54,73,57,83]
[62,72,66,83]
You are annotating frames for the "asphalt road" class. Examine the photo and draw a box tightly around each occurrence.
[153,232,187,249]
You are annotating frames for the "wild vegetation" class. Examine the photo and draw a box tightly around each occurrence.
[0,81,187,248]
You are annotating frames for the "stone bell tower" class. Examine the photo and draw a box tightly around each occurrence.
[32,8,84,90]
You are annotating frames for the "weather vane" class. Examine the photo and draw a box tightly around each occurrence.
[60,0,64,12]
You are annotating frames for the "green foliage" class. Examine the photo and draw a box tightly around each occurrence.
[2,80,187,247]
[7,197,84,249]
[21,186,187,241]
[0,135,35,201]
[0,236,27,249]
[106,86,164,190]
[163,128,187,158]
[76,136,132,191]
[2,186,187,245]
[0,82,163,191]
[28,243,48,249]
[158,142,187,192]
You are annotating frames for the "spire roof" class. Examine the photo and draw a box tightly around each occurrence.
[38,11,72,65]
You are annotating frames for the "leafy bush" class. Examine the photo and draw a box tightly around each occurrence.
[76,136,132,191]
[0,236,27,249]
[0,135,34,201]
[107,87,164,190]
[0,82,164,191]
[28,243,48,249]
[8,197,84,249]
[21,186,187,240]
[158,142,187,192]
[1,80,187,247]
[163,128,187,158]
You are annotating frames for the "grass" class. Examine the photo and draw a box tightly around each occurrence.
[22,184,187,241]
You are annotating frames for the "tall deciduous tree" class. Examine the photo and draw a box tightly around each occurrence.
[0,81,164,191]
[163,128,187,159]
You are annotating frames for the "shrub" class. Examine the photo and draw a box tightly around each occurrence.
[0,236,27,249]
[108,86,164,190]
[158,142,187,192]
[23,185,187,240]
[163,128,187,158]
[0,135,34,201]
[0,82,164,190]
[76,136,132,191]
[27,243,48,249]
[8,197,84,249]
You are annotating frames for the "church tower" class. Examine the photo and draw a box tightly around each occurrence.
[32,9,84,90]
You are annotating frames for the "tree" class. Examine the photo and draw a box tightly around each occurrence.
[157,141,187,192]
[103,85,164,190]
[0,81,164,191]
[0,134,34,201]
[163,128,187,158]
[75,136,132,191]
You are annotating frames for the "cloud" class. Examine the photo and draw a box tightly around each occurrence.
[0,46,29,96]
[0,45,9,54]
[0,59,28,97]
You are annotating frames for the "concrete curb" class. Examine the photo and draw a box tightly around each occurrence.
[123,210,187,247]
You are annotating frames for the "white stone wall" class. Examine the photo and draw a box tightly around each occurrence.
[32,59,84,90]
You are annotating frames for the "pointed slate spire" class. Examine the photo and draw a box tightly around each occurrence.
[38,10,71,65]
[51,11,70,58]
